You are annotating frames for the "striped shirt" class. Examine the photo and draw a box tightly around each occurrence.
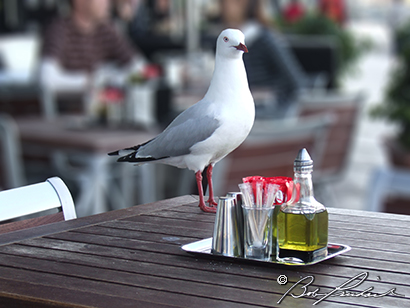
[42,17,134,73]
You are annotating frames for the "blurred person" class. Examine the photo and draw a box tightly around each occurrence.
[113,0,178,126]
[39,0,145,102]
[318,0,346,26]
[283,0,306,24]
[124,0,185,60]
[115,0,142,22]
[218,0,308,118]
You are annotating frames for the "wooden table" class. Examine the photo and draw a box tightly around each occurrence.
[15,116,158,216]
[0,195,409,307]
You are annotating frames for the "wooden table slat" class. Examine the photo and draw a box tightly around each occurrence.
[0,244,408,308]
[0,277,176,308]
[44,231,410,277]
[0,195,198,246]
[0,265,260,308]
[1,240,408,295]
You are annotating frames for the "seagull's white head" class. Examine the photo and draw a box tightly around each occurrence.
[216,29,248,59]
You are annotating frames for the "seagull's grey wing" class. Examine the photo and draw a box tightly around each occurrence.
[117,100,221,162]
[140,115,220,158]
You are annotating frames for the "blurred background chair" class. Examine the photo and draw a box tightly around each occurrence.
[0,113,25,190]
[0,176,76,234]
[298,92,364,180]
[210,114,333,197]
[366,167,410,213]
[297,92,365,204]
[0,34,39,87]
[0,34,40,116]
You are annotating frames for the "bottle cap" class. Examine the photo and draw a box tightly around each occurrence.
[294,148,313,173]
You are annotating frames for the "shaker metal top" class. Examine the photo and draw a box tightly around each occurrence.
[294,148,313,172]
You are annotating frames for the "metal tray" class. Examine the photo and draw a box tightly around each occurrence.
[181,238,351,266]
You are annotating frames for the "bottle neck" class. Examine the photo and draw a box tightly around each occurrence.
[294,171,314,202]
[281,168,327,214]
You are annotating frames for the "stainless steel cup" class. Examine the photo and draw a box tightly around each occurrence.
[212,196,243,257]
[226,192,244,251]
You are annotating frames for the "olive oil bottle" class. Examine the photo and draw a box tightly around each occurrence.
[277,148,328,263]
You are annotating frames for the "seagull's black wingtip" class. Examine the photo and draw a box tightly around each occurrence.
[117,154,170,163]
[108,150,120,156]
[117,154,135,162]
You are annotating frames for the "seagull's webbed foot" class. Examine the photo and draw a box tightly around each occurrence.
[207,198,218,207]
[199,201,217,213]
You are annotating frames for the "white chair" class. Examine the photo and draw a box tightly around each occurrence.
[0,177,76,234]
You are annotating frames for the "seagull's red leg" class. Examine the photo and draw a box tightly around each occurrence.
[196,171,216,213]
[206,164,218,206]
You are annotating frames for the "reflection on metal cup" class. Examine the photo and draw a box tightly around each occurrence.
[212,196,243,257]
[226,192,244,253]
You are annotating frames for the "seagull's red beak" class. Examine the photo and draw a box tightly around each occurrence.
[235,43,248,53]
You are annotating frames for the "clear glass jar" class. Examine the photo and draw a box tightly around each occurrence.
[276,148,328,263]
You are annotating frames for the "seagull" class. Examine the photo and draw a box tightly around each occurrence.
[109,29,255,213]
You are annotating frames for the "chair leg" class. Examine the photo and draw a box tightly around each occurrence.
[366,168,391,212]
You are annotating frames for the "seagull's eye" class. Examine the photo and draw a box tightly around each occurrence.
[223,36,229,42]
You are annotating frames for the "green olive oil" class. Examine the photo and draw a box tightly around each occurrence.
[277,210,328,262]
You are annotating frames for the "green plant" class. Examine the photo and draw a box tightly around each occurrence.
[277,13,372,84]
[394,20,410,56]
[371,45,410,149]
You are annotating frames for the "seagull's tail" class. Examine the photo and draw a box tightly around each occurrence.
[116,152,167,163]
[108,141,168,163]
[108,150,120,156]
[108,146,138,157]
[108,139,152,157]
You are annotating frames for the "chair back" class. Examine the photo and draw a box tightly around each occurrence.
[0,177,76,234]
[212,115,333,196]
[0,34,39,82]
[298,92,364,182]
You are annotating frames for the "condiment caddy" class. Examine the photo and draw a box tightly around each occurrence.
[181,148,351,266]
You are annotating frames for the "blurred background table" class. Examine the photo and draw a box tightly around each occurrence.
[15,116,158,217]
[0,195,408,307]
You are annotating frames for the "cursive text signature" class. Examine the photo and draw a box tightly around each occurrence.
[277,272,405,305]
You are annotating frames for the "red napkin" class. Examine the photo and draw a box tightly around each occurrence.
[242,176,294,204]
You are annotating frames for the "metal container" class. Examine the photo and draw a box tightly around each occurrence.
[212,196,243,257]
[226,192,244,250]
